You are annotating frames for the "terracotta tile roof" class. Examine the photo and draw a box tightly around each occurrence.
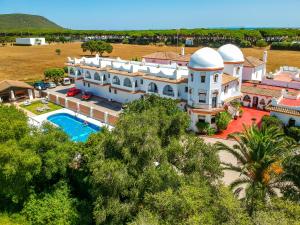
[143,51,191,62]
[241,85,282,97]
[108,69,145,77]
[143,75,188,84]
[223,95,243,103]
[266,105,300,117]
[244,56,265,67]
[0,80,33,92]
[279,98,300,107]
[189,107,225,115]
[222,73,238,85]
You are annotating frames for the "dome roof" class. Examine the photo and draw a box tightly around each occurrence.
[217,44,244,63]
[188,47,224,70]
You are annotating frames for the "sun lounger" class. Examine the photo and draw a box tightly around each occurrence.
[23,100,32,106]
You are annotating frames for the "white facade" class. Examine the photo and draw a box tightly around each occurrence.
[242,64,265,81]
[67,44,244,132]
[16,38,46,46]
[268,90,300,126]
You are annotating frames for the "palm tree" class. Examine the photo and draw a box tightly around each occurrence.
[216,125,296,215]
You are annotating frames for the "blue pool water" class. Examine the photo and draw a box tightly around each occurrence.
[47,113,101,142]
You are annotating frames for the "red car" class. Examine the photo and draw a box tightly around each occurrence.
[81,91,93,100]
[67,87,81,97]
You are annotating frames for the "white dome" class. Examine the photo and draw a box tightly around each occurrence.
[218,44,244,63]
[188,47,224,70]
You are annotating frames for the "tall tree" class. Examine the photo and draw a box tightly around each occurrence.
[216,125,296,215]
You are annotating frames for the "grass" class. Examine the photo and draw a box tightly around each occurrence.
[0,42,300,81]
[20,100,62,115]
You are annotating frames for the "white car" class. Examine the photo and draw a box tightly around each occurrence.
[63,78,71,86]
[47,82,57,89]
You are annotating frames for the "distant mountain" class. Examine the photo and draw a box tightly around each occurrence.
[0,13,63,30]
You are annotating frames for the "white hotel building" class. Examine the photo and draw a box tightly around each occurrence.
[67,44,244,131]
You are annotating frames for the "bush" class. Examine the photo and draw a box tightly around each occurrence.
[216,112,231,131]
[207,127,217,136]
[122,38,129,44]
[285,126,300,142]
[271,41,300,51]
[55,48,61,55]
[256,39,268,48]
[196,121,210,134]
[261,115,283,129]
[240,40,252,48]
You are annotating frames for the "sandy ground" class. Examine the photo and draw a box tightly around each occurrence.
[1,42,300,82]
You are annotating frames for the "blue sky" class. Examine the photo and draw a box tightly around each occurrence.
[1,0,299,30]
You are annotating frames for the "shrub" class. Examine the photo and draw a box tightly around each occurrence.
[261,115,283,129]
[55,48,61,55]
[240,40,252,48]
[196,121,210,134]
[207,127,217,136]
[63,66,68,73]
[216,112,231,131]
[122,38,129,44]
[256,39,268,48]
[285,126,300,142]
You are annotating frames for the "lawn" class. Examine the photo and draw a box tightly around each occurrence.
[0,42,300,81]
[20,100,63,115]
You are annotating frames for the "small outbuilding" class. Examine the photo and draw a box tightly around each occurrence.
[15,37,46,46]
[0,80,34,102]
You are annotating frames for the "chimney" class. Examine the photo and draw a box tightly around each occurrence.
[181,47,185,56]
[263,51,268,63]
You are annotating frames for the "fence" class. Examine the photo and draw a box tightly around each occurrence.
[46,93,118,126]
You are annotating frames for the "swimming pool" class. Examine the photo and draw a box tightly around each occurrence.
[47,113,101,142]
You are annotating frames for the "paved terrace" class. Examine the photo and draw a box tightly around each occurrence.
[43,85,122,126]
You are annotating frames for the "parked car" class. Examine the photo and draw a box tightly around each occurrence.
[63,78,71,86]
[33,82,48,90]
[67,87,81,97]
[81,91,93,100]
[46,82,57,89]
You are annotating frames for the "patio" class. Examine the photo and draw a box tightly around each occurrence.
[213,107,270,139]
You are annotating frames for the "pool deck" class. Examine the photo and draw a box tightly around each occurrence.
[32,108,113,130]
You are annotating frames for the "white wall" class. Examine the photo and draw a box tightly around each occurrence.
[271,112,300,126]
[242,64,265,81]
[16,38,46,46]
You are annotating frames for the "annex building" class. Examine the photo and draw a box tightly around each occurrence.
[67,44,244,132]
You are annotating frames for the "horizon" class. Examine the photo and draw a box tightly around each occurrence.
[1,0,300,30]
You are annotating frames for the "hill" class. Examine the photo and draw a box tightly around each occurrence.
[0,13,63,31]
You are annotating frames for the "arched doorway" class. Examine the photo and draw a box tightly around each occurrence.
[252,96,259,108]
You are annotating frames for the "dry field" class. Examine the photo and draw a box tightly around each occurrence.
[0,42,300,82]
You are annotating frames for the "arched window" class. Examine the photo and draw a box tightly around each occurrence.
[236,67,241,75]
[112,76,120,85]
[259,99,265,105]
[123,78,132,87]
[94,72,100,81]
[70,67,75,75]
[213,74,219,82]
[85,71,91,79]
[135,80,138,87]
[243,95,251,102]
[77,70,82,76]
[163,85,174,96]
[148,82,158,93]
[103,74,107,81]
[288,118,296,127]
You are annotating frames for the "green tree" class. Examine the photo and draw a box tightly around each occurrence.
[253,198,300,225]
[216,111,231,131]
[81,40,113,56]
[0,105,28,143]
[22,182,79,225]
[216,125,296,215]
[55,48,61,55]
[44,68,65,83]
[256,39,268,48]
